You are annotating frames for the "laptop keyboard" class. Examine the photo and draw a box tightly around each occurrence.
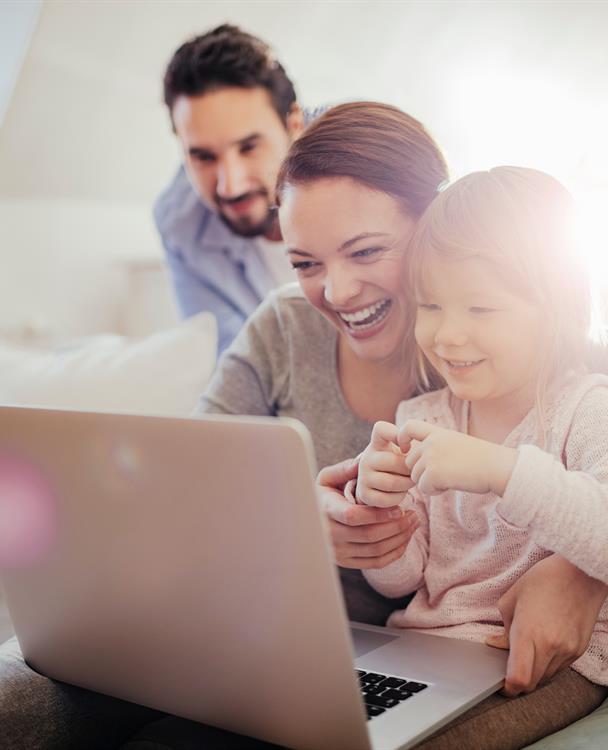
[357,670,429,720]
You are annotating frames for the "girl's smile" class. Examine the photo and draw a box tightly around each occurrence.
[415,254,543,415]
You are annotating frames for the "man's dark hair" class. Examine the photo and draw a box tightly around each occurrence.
[163,24,297,125]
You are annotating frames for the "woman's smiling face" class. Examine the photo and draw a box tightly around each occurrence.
[279,177,417,363]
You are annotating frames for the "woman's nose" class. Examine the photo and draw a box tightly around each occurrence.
[323,269,362,307]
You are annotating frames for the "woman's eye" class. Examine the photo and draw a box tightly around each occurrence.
[352,246,383,259]
[290,260,318,272]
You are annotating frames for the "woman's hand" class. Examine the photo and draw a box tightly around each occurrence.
[398,419,517,496]
[356,421,415,507]
[317,457,419,569]
[486,555,608,696]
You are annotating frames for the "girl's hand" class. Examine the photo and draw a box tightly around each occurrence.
[316,456,419,569]
[356,421,416,508]
[397,419,517,497]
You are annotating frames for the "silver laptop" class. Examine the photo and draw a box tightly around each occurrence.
[0,406,506,750]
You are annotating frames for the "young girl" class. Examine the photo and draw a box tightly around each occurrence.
[354,166,608,749]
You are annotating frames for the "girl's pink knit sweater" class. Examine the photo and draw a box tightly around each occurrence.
[363,373,608,686]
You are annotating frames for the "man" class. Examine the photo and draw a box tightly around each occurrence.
[154,25,305,354]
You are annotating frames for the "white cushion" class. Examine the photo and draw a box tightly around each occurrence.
[0,313,216,417]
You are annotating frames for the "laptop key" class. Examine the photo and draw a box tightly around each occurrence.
[363,684,388,697]
[366,705,386,719]
[382,688,411,701]
[361,672,385,684]
[382,676,407,688]
[403,681,428,693]
[365,694,400,709]
[357,670,430,720]
[361,685,378,695]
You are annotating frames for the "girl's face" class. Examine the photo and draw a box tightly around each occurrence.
[278,178,416,363]
[415,255,543,409]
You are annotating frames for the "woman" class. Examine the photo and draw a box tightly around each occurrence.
[199,98,606,650]
[196,102,608,746]
[0,103,605,750]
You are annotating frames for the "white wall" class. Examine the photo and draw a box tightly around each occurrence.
[0,0,40,127]
[2,0,608,200]
[1,0,607,341]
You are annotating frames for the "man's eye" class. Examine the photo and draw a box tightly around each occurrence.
[193,153,215,164]
[470,306,497,314]
[240,142,256,155]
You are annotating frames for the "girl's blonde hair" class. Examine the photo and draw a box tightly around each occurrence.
[406,166,591,436]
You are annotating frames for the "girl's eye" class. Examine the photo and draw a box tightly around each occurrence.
[351,246,384,260]
[469,306,498,314]
[418,303,440,311]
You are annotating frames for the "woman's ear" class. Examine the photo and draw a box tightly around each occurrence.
[286,104,305,140]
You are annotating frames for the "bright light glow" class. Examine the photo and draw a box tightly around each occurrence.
[574,190,608,341]
[575,192,608,282]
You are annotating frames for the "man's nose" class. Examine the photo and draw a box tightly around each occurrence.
[216,155,249,199]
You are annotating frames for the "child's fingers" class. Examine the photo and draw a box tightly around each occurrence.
[397,419,435,453]
[366,449,411,477]
[365,469,414,494]
[404,440,423,473]
[370,421,400,450]
[409,457,428,488]
[357,487,409,508]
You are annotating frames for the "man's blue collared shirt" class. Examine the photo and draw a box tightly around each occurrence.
[153,166,276,355]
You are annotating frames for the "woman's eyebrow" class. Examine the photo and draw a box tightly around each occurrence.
[338,232,390,251]
[286,232,391,258]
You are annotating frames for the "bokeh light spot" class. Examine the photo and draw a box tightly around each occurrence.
[0,454,57,569]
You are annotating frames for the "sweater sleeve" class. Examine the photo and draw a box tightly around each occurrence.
[362,491,429,598]
[362,391,451,597]
[497,385,608,584]
[194,292,288,418]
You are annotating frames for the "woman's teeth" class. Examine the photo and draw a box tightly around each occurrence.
[339,299,392,330]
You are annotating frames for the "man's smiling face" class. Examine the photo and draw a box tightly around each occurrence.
[172,87,299,238]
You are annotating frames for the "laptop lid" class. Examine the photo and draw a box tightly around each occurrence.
[0,406,371,750]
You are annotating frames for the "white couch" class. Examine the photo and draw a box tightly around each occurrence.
[0,312,217,643]
[0,200,218,640]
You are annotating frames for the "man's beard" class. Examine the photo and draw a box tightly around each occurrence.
[216,191,278,238]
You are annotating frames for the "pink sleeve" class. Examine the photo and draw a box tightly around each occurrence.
[497,386,608,584]
[362,391,447,597]
[362,490,430,598]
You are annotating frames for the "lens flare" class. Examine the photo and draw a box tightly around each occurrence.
[0,454,57,569]
[574,191,608,342]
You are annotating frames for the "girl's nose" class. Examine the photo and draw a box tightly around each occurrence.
[433,316,469,347]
